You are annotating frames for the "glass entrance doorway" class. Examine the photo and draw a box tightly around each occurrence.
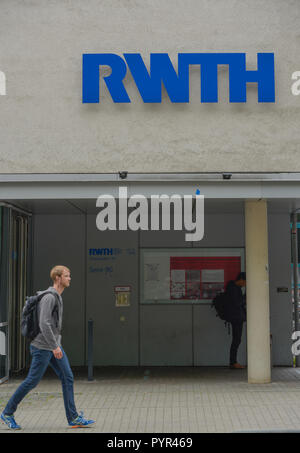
[0,208,10,382]
[0,206,31,382]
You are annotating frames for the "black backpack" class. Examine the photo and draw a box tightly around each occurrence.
[211,291,232,333]
[21,291,59,341]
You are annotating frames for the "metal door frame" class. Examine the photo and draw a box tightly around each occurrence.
[0,207,10,383]
[0,204,32,382]
[0,322,9,383]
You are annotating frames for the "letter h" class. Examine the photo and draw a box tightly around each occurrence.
[229,53,275,102]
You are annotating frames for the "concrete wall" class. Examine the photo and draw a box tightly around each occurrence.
[0,0,300,173]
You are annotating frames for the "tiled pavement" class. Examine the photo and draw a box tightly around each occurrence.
[1,367,300,433]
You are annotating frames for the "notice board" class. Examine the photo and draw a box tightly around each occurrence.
[141,248,244,304]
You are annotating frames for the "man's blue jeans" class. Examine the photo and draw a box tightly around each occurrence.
[3,345,78,424]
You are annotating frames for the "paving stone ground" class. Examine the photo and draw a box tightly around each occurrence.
[1,367,300,433]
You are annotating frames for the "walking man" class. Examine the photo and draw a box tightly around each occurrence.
[226,272,247,369]
[1,265,95,430]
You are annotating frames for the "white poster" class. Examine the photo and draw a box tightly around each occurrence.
[202,269,224,283]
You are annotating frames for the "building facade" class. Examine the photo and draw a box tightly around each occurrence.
[0,0,300,384]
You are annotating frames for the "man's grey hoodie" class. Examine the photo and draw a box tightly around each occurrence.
[30,287,63,351]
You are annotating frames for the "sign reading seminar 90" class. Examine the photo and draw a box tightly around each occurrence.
[82,52,275,104]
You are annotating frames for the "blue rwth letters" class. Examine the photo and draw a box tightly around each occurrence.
[82,53,275,103]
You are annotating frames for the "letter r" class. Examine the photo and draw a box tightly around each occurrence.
[82,54,130,103]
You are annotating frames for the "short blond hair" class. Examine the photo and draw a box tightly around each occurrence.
[50,265,70,283]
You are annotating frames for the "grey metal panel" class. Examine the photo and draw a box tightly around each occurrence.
[140,305,193,366]
[268,213,293,366]
[140,230,193,248]
[192,213,245,248]
[86,217,139,366]
[262,182,300,198]
[32,214,86,366]
[3,180,300,203]
[1,200,84,215]
[193,305,247,366]
[2,173,300,182]
[0,181,262,199]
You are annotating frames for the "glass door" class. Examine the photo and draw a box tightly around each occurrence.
[0,206,31,381]
[10,210,29,372]
[0,207,10,383]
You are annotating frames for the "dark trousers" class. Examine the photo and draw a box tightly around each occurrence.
[230,320,244,365]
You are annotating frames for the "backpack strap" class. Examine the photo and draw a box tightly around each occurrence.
[38,291,60,326]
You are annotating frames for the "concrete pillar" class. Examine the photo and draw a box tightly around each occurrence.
[245,199,271,384]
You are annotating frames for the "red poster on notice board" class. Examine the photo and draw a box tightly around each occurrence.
[170,256,241,300]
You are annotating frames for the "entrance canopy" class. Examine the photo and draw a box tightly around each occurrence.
[0,172,297,383]
[0,172,300,213]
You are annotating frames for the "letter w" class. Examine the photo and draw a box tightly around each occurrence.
[124,53,189,102]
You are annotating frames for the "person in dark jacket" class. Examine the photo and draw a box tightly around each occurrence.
[226,272,246,369]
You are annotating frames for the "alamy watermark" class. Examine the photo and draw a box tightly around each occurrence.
[95,187,204,242]
[292,331,300,355]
